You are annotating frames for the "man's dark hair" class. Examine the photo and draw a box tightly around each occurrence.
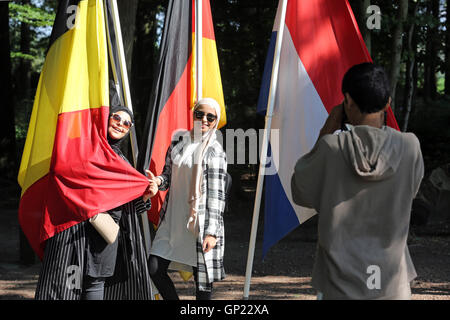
[341,63,390,113]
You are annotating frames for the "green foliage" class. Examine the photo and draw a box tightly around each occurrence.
[211,0,277,131]
[8,2,55,28]
[14,97,34,142]
[8,1,57,72]
[10,51,34,61]
[437,73,445,93]
[7,1,57,151]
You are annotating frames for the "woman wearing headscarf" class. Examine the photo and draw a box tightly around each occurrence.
[35,105,157,300]
[148,98,227,300]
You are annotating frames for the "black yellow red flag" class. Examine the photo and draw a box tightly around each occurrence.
[17,0,148,258]
[137,0,226,225]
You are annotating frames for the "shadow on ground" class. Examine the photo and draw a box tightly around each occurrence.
[0,181,449,300]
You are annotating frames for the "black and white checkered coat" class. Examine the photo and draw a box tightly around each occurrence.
[157,136,227,291]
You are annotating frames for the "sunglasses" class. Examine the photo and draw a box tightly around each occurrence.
[110,113,133,129]
[193,110,217,123]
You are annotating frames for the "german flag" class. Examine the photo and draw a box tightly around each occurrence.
[138,0,226,225]
[17,0,149,259]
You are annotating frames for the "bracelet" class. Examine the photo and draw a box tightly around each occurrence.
[143,199,152,211]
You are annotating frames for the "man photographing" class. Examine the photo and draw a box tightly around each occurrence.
[291,63,424,299]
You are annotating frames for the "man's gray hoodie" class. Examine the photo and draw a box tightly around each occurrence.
[291,125,424,299]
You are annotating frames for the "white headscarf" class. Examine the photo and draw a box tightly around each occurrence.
[187,98,221,237]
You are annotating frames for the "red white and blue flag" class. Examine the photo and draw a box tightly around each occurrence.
[257,0,399,257]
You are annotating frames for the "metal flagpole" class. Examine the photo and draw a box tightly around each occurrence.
[108,0,138,167]
[243,0,288,300]
[106,0,152,257]
[103,2,122,108]
[195,0,202,101]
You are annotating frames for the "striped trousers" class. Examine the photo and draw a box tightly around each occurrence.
[35,202,153,300]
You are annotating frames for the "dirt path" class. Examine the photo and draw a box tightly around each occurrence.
[1,204,449,300]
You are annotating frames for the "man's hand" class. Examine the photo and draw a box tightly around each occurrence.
[317,103,345,141]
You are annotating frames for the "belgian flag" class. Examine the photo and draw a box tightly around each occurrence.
[17,0,149,259]
[138,0,226,225]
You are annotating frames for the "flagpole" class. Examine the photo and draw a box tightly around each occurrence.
[243,0,288,300]
[108,0,138,166]
[195,0,202,101]
[107,0,152,256]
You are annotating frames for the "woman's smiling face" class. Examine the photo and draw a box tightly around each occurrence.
[108,111,132,140]
[193,104,217,133]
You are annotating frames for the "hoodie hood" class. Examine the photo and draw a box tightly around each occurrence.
[338,125,404,181]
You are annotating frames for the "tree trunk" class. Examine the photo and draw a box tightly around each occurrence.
[350,0,371,54]
[402,3,419,132]
[424,0,440,101]
[0,2,17,179]
[17,0,31,99]
[0,0,35,265]
[445,0,450,95]
[116,0,138,159]
[430,0,440,99]
[117,0,138,81]
[362,0,371,55]
[130,0,164,134]
[389,0,408,112]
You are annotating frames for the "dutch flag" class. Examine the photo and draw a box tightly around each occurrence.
[257,0,399,257]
